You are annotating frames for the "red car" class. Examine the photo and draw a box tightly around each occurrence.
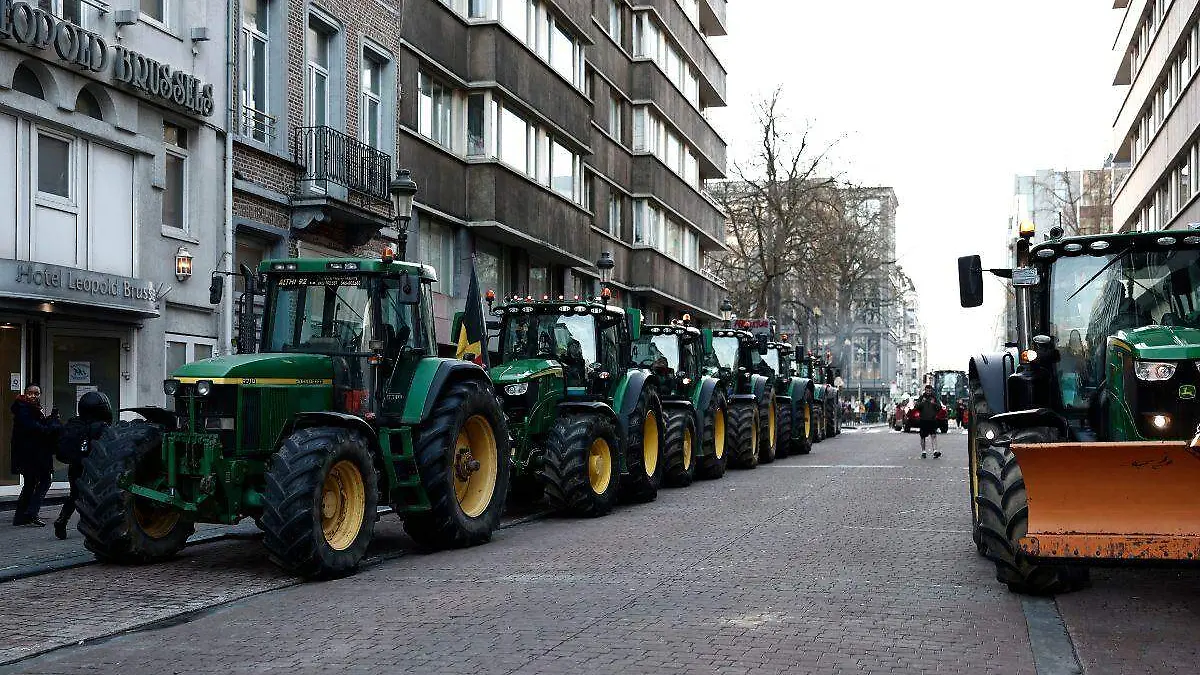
[903,401,949,434]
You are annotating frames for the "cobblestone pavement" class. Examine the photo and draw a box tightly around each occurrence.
[2,427,1199,674]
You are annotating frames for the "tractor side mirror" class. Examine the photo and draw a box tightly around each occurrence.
[757,335,769,355]
[958,255,984,308]
[208,274,224,305]
[396,272,421,305]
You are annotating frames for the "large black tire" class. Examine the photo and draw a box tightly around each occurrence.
[404,379,510,549]
[727,400,759,470]
[696,391,728,480]
[774,399,792,459]
[663,409,698,488]
[792,395,814,455]
[76,421,196,563]
[976,442,1090,595]
[813,404,826,443]
[620,386,665,503]
[967,380,990,555]
[542,413,619,517]
[757,393,777,464]
[830,401,842,435]
[262,426,378,578]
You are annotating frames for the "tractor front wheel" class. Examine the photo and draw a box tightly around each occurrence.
[758,394,777,464]
[813,406,826,443]
[775,399,793,459]
[663,409,698,488]
[542,413,619,517]
[404,379,510,549]
[76,421,195,564]
[696,392,728,480]
[727,401,759,470]
[620,387,665,503]
[792,396,814,456]
[976,443,1090,595]
[262,426,378,578]
[967,379,990,555]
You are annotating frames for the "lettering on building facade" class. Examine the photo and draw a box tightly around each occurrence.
[6,261,158,314]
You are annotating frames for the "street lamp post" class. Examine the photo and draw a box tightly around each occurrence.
[389,169,418,259]
[596,251,615,302]
[720,298,733,327]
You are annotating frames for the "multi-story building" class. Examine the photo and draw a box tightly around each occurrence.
[1010,167,1115,239]
[0,1,229,496]
[894,271,927,398]
[1110,0,1200,232]
[399,0,730,341]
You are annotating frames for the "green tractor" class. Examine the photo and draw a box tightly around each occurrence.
[797,353,837,441]
[75,255,510,578]
[633,321,728,485]
[959,227,1200,593]
[701,327,771,469]
[486,296,665,517]
[760,340,816,457]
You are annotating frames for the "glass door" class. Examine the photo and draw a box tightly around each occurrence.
[47,331,123,484]
[0,319,25,495]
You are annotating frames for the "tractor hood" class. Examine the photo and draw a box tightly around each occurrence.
[171,353,334,382]
[490,359,564,385]
[1119,326,1200,361]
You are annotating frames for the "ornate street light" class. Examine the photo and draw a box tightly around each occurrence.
[596,251,615,303]
[389,169,418,259]
[720,298,733,324]
[175,246,193,282]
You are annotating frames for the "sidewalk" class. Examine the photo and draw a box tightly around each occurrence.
[0,504,258,583]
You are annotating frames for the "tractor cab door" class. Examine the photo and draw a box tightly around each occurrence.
[596,312,624,397]
[376,275,429,412]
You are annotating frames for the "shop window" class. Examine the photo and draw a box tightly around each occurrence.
[162,123,189,232]
[74,90,103,120]
[12,65,44,99]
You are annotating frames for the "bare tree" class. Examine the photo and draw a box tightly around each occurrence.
[1032,169,1113,236]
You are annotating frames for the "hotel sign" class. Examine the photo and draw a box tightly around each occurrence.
[0,0,214,117]
[2,259,159,316]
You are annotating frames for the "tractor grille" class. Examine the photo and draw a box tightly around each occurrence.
[1133,363,1200,440]
[240,387,292,451]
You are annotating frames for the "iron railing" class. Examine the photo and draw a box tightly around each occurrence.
[241,105,277,144]
[292,125,392,205]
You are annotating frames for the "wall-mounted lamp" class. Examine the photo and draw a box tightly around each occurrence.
[175,246,193,282]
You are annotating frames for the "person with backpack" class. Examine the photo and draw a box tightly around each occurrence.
[916,384,942,459]
[53,391,113,540]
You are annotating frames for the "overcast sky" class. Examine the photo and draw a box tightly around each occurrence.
[709,1,1125,373]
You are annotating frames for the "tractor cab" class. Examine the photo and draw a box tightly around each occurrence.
[703,328,763,386]
[633,322,703,399]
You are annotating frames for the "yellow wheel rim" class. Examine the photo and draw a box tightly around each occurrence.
[768,399,776,448]
[588,438,613,494]
[453,415,499,519]
[804,403,811,437]
[321,459,366,551]
[750,409,758,454]
[643,411,660,477]
[133,500,181,539]
[682,426,693,470]
[714,408,726,459]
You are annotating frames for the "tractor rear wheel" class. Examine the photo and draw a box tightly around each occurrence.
[757,393,777,464]
[76,421,196,564]
[696,392,728,480]
[262,426,378,578]
[404,379,510,549]
[813,406,826,443]
[967,380,990,555]
[542,413,619,517]
[620,387,665,503]
[663,409,698,488]
[976,442,1090,595]
[792,395,814,455]
[727,400,759,470]
[775,399,793,459]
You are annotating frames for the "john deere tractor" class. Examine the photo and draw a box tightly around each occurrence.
[702,327,770,469]
[960,226,1200,594]
[761,340,816,457]
[487,296,664,517]
[798,353,837,441]
[634,321,728,485]
[75,255,510,578]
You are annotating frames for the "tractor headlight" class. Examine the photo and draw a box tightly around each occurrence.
[504,382,529,396]
[196,380,214,396]
[163,379,180,396]
[1150,414,1171,430]
[1134,361,1177,382]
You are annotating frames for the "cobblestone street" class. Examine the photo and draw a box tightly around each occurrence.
[2,427,1199,674]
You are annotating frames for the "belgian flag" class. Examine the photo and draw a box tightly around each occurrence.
[455,257,490,368]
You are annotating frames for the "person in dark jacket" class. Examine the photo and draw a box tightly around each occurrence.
[11,384,60,527]
[53,391,114,539]
[916,384,941,459]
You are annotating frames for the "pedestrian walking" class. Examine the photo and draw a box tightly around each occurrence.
[10,384,61,527]
[53,391,113,540]
[954,400,966,429]
[916,384,941,459]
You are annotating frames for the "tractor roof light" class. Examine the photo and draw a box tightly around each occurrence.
[1020,349,1039,364]
[1089,240,1111,251]
[1019,220,1036,238]
[1157,237,1178,246]
[1035,248,1056,259]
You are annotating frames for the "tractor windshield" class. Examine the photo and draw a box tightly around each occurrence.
[264,275,375,354]
[763,348,781,376]
[633,335,680,372]
[933,372,967,404]
[501,312,597,383]
[708,336,740,371]
[1050,247,1200,409]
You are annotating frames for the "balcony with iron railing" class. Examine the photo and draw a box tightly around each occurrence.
[241,105,277,145]
[291,126,393,206]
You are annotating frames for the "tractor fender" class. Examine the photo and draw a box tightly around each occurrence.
[274,411,380,454]
[556,400,619,424]
[988,408,1070,440]
[121,406,177,430]
[750,374,769,402]
[969,350,1015,415]
[693,376,720,432]
[789,378,814,419]
[614,369,654,444]
[405,358,491,425]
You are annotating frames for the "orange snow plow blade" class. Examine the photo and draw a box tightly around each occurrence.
[1013,440,1200,561]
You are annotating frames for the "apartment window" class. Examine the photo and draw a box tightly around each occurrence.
[549,23,575,83]
[306,20,331,128]
[419,220,458,295]
[1178,162,1192,212]
[469,0,492,18]
[241,0,271,142]
[360,52,384,149]
[36,132,72,201]
[499,106,531,173]
[608,94,622,140]
[163,123,189,231]
[550,139,575,199]
[418,72,453,148]
[500,0,530,43]
[140,0,166,24]
[607,194,621,237]
[467,93,487,156]
[606,0,622,43]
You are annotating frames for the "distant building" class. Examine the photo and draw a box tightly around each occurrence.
[1010,168,1115,241]
[1110,0,1200,232]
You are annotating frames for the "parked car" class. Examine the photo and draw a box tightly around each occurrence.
[902,399,949,433]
